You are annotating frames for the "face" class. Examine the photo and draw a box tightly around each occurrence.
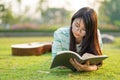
[72,18,86,40]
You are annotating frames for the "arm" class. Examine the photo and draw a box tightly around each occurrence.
[52,31,63,60]
[52,27,70,60]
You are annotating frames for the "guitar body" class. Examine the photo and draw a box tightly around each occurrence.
[11,42,52,56]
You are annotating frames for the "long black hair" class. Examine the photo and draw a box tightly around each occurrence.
[69,7,102,57]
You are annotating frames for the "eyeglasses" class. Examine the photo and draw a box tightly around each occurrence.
[72,26,86,33]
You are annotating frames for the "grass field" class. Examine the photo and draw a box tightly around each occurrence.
[0,37,120,80]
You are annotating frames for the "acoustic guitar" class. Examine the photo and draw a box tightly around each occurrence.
[11,42,52,56]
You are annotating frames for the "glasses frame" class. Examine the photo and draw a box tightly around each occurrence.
[72,26,86,33]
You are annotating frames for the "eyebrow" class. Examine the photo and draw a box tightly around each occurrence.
[73,20,80,27]
[75,22,85,28]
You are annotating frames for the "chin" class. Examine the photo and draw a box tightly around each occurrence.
[75,35,84,39]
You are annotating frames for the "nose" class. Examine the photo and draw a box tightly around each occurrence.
[76,30,81,35]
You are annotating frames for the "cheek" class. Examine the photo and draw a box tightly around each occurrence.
[72,29,78,37]
[81,31,86,36]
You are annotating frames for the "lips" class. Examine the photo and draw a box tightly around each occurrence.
[75,33,80,37]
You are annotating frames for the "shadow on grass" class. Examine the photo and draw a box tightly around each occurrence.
[49,68,91,76]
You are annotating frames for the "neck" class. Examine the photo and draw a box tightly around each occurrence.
[76,38,82,44]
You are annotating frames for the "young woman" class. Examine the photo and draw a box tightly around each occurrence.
[52,7,103,72]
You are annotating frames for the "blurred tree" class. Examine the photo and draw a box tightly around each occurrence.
[16,0,33,24]
[0,3,19,29]
[17,0,22,13]
[1,0,23,26]
[0,4,4,12]
[0,4,4,24]
[36,0,48,22]
[20,5,31,23]
[2,7,18,25]
[16,0,23,22]
[36,0,72,24]
[42,8,71,24]
[99,0,120,27]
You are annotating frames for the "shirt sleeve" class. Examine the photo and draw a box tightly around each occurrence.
[97,29,103,49]
[52,30,63,60]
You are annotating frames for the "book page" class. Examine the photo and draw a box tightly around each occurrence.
[81,53,108,65]
[82,53,97,59]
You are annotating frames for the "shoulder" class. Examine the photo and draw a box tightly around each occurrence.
[97,29,100,33]
[97,29,101,35]
[54,27,70,35]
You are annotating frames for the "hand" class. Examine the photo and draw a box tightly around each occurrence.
[69,58,98,71]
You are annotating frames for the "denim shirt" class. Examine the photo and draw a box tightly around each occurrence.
[52,27,102,59]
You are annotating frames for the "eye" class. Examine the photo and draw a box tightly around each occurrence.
[80,28,86,32]
[75,26,79,28]
[82,29,86,31]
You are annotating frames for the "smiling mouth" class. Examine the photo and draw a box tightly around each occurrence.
[75,33,80,37]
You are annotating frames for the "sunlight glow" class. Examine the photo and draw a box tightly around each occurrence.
[2,0,98,19]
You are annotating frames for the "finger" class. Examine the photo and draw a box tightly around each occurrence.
[73,58,83,71]
[74,58,83,67]
[69,58,76,66]
[86,60,90,66]
[70,58,80,71]
[69,58,74,65]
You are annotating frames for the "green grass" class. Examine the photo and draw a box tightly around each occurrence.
[0,37,120,80]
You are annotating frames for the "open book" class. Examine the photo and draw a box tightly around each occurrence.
[50,51,108,71]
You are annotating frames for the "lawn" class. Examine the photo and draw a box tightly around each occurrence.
[0,37,120,80]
